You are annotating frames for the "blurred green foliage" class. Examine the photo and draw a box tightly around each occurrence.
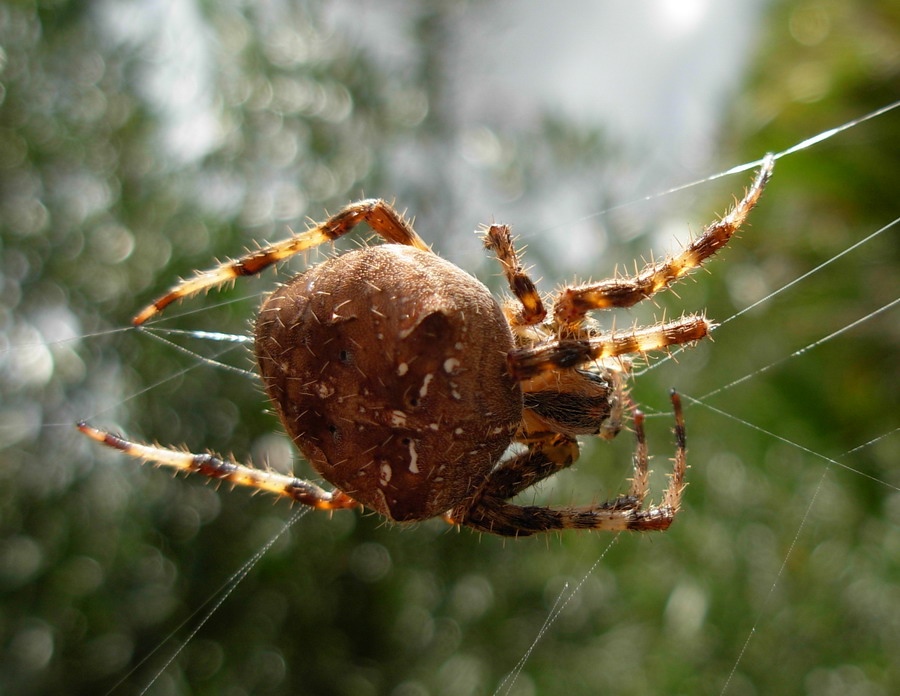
[1,1,898,695]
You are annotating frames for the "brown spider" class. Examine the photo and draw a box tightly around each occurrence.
[79,156,774,537]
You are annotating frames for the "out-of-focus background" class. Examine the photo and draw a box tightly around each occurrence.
[1,1,898,695]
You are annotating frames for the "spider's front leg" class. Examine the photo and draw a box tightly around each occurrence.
[481,223,546,326]
[77,423,360,511]
[460,392,686,537]
[553,155,774,328]
[507,314,711,381]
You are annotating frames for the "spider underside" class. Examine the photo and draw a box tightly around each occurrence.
[80,156,773,537]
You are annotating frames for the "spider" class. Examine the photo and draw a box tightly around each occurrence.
[79,155,774,537]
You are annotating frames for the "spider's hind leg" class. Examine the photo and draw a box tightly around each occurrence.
[133,199,431,325]
[77,423,360,511]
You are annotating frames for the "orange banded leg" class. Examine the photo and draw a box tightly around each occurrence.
[663,390,687,512]
[481,415,647,504]
[628,407,650,505]
[507,315,711,381]
[443,435,578,526]
[133,199,430,325]
[77,423,359,511]
[553,155,775,327]
[484,434,580,499]
[461,391,687,537]
[482,224,546,325]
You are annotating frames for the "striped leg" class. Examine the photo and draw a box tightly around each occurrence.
[475,409,648,504]
[133,199,430,325]
[507,315,711,381]
[77,423,359,511]
[482,435,580,498]
[553,155,774,327]
[460,392,686,537]
[482,224,547,326]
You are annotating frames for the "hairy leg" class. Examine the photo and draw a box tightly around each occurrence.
[460,393,686,538]
[77,423,359,511]
[553,155,774,327]
[507,315,710,380]
[133,199,430,324]
[482,223,547,326]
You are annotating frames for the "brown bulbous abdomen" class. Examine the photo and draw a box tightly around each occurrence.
[255,245,522,522]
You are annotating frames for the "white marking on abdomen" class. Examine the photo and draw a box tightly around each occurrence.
[408,440,419,474]
[419,373,434,398]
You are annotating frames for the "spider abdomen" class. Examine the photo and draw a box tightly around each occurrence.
[256,244,522,522]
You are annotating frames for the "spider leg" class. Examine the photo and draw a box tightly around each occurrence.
[460,392,686,537]
[553,154,774,328]
[132,199,430,325]
[507,314,711,381]
[482,224,547,326]
[442,433,578,526]
[485,412,649,509]
[486,434,580,498]
[77,423,359,511]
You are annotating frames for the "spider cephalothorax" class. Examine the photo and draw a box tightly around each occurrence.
[80,156,773,537]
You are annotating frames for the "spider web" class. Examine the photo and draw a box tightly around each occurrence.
[2,102,898,696]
